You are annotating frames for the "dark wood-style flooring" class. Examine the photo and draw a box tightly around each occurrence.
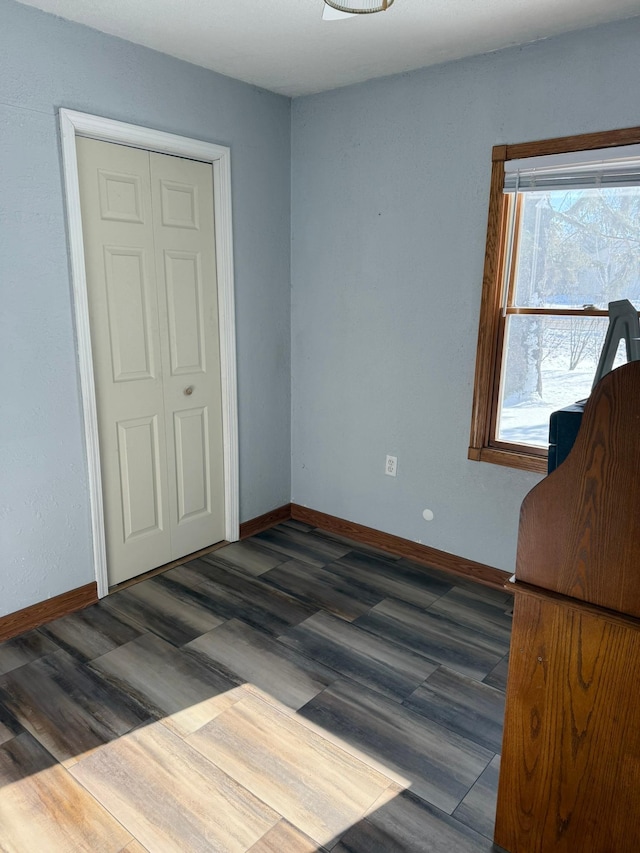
[0,521,511,852]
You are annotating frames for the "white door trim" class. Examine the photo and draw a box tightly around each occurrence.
[59,108,239,598]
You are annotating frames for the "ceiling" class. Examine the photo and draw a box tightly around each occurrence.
[15,0,640,97]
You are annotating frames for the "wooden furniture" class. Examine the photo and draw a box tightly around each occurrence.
[494,361,640,853]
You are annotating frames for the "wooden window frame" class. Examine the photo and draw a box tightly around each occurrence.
[468,126,640,474]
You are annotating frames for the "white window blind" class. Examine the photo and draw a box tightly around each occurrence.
[504,143,640,192]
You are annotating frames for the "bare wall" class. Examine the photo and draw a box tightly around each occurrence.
[0,0,291,616]
[290,17,640,573]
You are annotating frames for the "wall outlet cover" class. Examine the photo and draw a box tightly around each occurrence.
[385,455,398,477]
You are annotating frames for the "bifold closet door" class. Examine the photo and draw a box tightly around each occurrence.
[76,137,225,586]
[149,149,225,563]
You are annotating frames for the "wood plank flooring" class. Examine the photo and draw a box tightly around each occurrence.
[0,522,511,852]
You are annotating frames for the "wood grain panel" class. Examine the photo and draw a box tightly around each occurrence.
[240,504,292,539]
[0,648,149,766]
[470,446,547,474]
[495,590,640,853]
[260,559,378,621]
[186,618,335,711]
[291,505,510,592]
[39,605,143,663]
[89,632,240,738]
[334,785,494,853]
[209,539,288,576]
[248,820,325,853]
[454,754,501,841]
[468,157,507,453]
[326,549,450,609]
[404,667,505,753]
[120,842,150,853]
[516,361,640,618]
[256,525,351,567]
[102,575,226,646]
[0,732,133,852]
[299,678,493,815]
[0,630,60,675]
[187,691,393,846]
[280,610,438,702]
[505,125,640,160]
[354,598,506,682]
[163,560,316,636]
[70,721,279,852]
[0,583,98,643]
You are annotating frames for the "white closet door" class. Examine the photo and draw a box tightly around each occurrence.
[76,138,225,586]
[150,151,225,560]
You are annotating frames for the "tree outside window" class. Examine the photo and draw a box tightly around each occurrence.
[497,186,640,449]
[469,128,640,473]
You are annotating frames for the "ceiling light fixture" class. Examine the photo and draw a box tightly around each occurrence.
[322,5,355,20]
[324,0,395,14]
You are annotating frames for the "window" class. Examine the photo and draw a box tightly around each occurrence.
[469,128,640,473]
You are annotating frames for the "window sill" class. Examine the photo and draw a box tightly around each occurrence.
[468,446,547,475]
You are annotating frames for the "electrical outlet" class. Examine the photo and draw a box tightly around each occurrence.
[385,455,398,477]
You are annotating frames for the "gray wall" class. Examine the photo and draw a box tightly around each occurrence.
[291,17,640,573]
[0,0,291,616]
[2,0,639,618]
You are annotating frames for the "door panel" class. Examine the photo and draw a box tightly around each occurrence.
[174,407,210,523]
[77,137,225,586]
[150,151,225,561]
[104,247,156,381]
[164,250,206,375]
[77,138,172,585]
[117,415,164,540]
[98,170,145,223]
[160,179,200,229]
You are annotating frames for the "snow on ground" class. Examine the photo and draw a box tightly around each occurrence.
[499,357,608,447]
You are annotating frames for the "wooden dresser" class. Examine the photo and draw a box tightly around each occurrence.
[494,360,640,853]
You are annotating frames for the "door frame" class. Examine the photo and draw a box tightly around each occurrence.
[59,108,239,598]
